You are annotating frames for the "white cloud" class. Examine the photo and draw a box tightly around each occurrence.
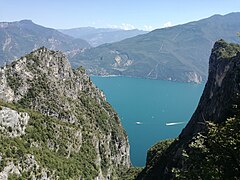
[108,23,136,30]
[143,25,154,31]
[121,23,136,30]
[163,21,172,28]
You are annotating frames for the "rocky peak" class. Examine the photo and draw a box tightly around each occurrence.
[22,47,73,80]
[0,48,130,179]
[0,47,104,112]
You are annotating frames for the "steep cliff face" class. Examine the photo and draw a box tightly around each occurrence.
[0,47,130,179]
[137,40,240,179]
[181,40,240,137]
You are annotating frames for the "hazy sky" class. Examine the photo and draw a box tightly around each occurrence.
[1,0,239,30]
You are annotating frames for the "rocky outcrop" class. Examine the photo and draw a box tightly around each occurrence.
[0,68,14,102]
[186,71,202,84]
[0,154,54,180]
[137,40,240,179]
[181,40,240,137]
[0,47,130,179]
[0,106,29,137]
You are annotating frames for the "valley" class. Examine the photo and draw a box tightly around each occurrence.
[0,2,240,178]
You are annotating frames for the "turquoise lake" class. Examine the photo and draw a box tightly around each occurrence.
[91,76,205,167]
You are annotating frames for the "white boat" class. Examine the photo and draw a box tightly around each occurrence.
[136,121,143,125]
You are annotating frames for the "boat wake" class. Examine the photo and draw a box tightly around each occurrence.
[166,122,185,126]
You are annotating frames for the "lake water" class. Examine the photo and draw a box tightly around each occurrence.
[91,76,205,167]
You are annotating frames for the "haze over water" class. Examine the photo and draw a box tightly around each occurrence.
[91,76,205,166]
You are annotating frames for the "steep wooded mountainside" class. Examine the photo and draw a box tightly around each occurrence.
[137,40,240,179]
[0,47,130,179]
[72,13,240,83]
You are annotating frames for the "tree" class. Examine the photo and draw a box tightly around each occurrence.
[174,118,240,179]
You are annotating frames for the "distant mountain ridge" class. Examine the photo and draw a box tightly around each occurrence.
[0,20,90,66]
[71,12,240,83]
[59,27,148,47]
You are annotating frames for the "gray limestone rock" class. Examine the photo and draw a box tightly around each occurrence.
[0,106,29,137]
[0,47,130,179]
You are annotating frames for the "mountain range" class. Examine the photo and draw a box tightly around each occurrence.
[1,13,240,84]
[0,39,240,179]
[71,12,240,83]
[59,27,148,47]
[0,20,90,65]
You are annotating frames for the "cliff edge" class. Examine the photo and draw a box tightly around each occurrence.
[137,40,240,179]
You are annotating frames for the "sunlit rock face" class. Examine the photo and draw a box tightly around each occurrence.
[0,47,130,179]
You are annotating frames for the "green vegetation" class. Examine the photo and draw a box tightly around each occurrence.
[136,40,240,179]
[6,75,22,92]
[75,66,86,74]
[173,118,240,179]
[1,96,124,179]
[0,47,129,179]
[17,75,50,108]
[214,39,240,60]
[120,167,144,180]
[0,97,125,179]
[147,139,174,165]
[72,13,240,83]
[0,52,130,180]
[0,100,99,179]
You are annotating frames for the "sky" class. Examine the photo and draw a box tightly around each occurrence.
[0,0,240,31]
